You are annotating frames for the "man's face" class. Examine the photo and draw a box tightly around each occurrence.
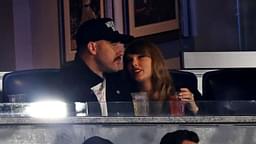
[181,140,198,144]
[94,40,125,73]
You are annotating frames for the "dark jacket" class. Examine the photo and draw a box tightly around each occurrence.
[60,58,133,116]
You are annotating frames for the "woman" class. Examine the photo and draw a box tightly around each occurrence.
[124,39,199,115]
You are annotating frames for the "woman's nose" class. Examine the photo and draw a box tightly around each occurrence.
[132,59,138,67]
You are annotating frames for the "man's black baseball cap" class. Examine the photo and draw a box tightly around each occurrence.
[76,18,134,53]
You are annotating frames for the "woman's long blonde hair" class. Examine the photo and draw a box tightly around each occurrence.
[124,39,175,101]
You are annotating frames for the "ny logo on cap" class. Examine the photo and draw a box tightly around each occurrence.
[105,21,116,31]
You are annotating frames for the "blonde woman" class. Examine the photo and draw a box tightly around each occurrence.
[124,39,199,115]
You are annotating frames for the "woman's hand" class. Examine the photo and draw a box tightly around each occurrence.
[177,88,199,114]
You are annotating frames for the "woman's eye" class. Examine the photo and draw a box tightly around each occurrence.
[138,55,148,59]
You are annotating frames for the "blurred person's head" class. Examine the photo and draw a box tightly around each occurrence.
[160,130,199,144]
[82,136,113,144]
[76,18,134,75]
[124,39,175,100]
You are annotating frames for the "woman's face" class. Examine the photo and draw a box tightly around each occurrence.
[126,54,152,83]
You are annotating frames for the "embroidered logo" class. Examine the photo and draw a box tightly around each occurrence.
[105,21,116,31]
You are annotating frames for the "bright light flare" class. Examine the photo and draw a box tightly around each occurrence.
[75,102,88,116]
[25,101,67,119]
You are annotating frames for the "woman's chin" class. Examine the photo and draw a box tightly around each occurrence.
[134,77,145,82]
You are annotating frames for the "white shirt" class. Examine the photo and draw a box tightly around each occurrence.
[90,79,108,116]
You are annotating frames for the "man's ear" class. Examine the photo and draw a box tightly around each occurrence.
[87,41,97,55]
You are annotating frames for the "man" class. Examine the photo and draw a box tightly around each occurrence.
[160,130,200,144]
[82,136,113,144]
[60,18,134,116]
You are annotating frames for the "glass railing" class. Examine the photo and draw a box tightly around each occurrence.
[0,101,256,118]
[197,100,256,116]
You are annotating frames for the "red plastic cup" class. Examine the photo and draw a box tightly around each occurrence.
[169,96,185,116]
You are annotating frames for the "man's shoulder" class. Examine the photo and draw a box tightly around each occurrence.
[105,70,126,80]
[61,60,81,71]
[60,60,91,86]
[60,59,90,76]
[105,71,129,86]
[105,71,130,91]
